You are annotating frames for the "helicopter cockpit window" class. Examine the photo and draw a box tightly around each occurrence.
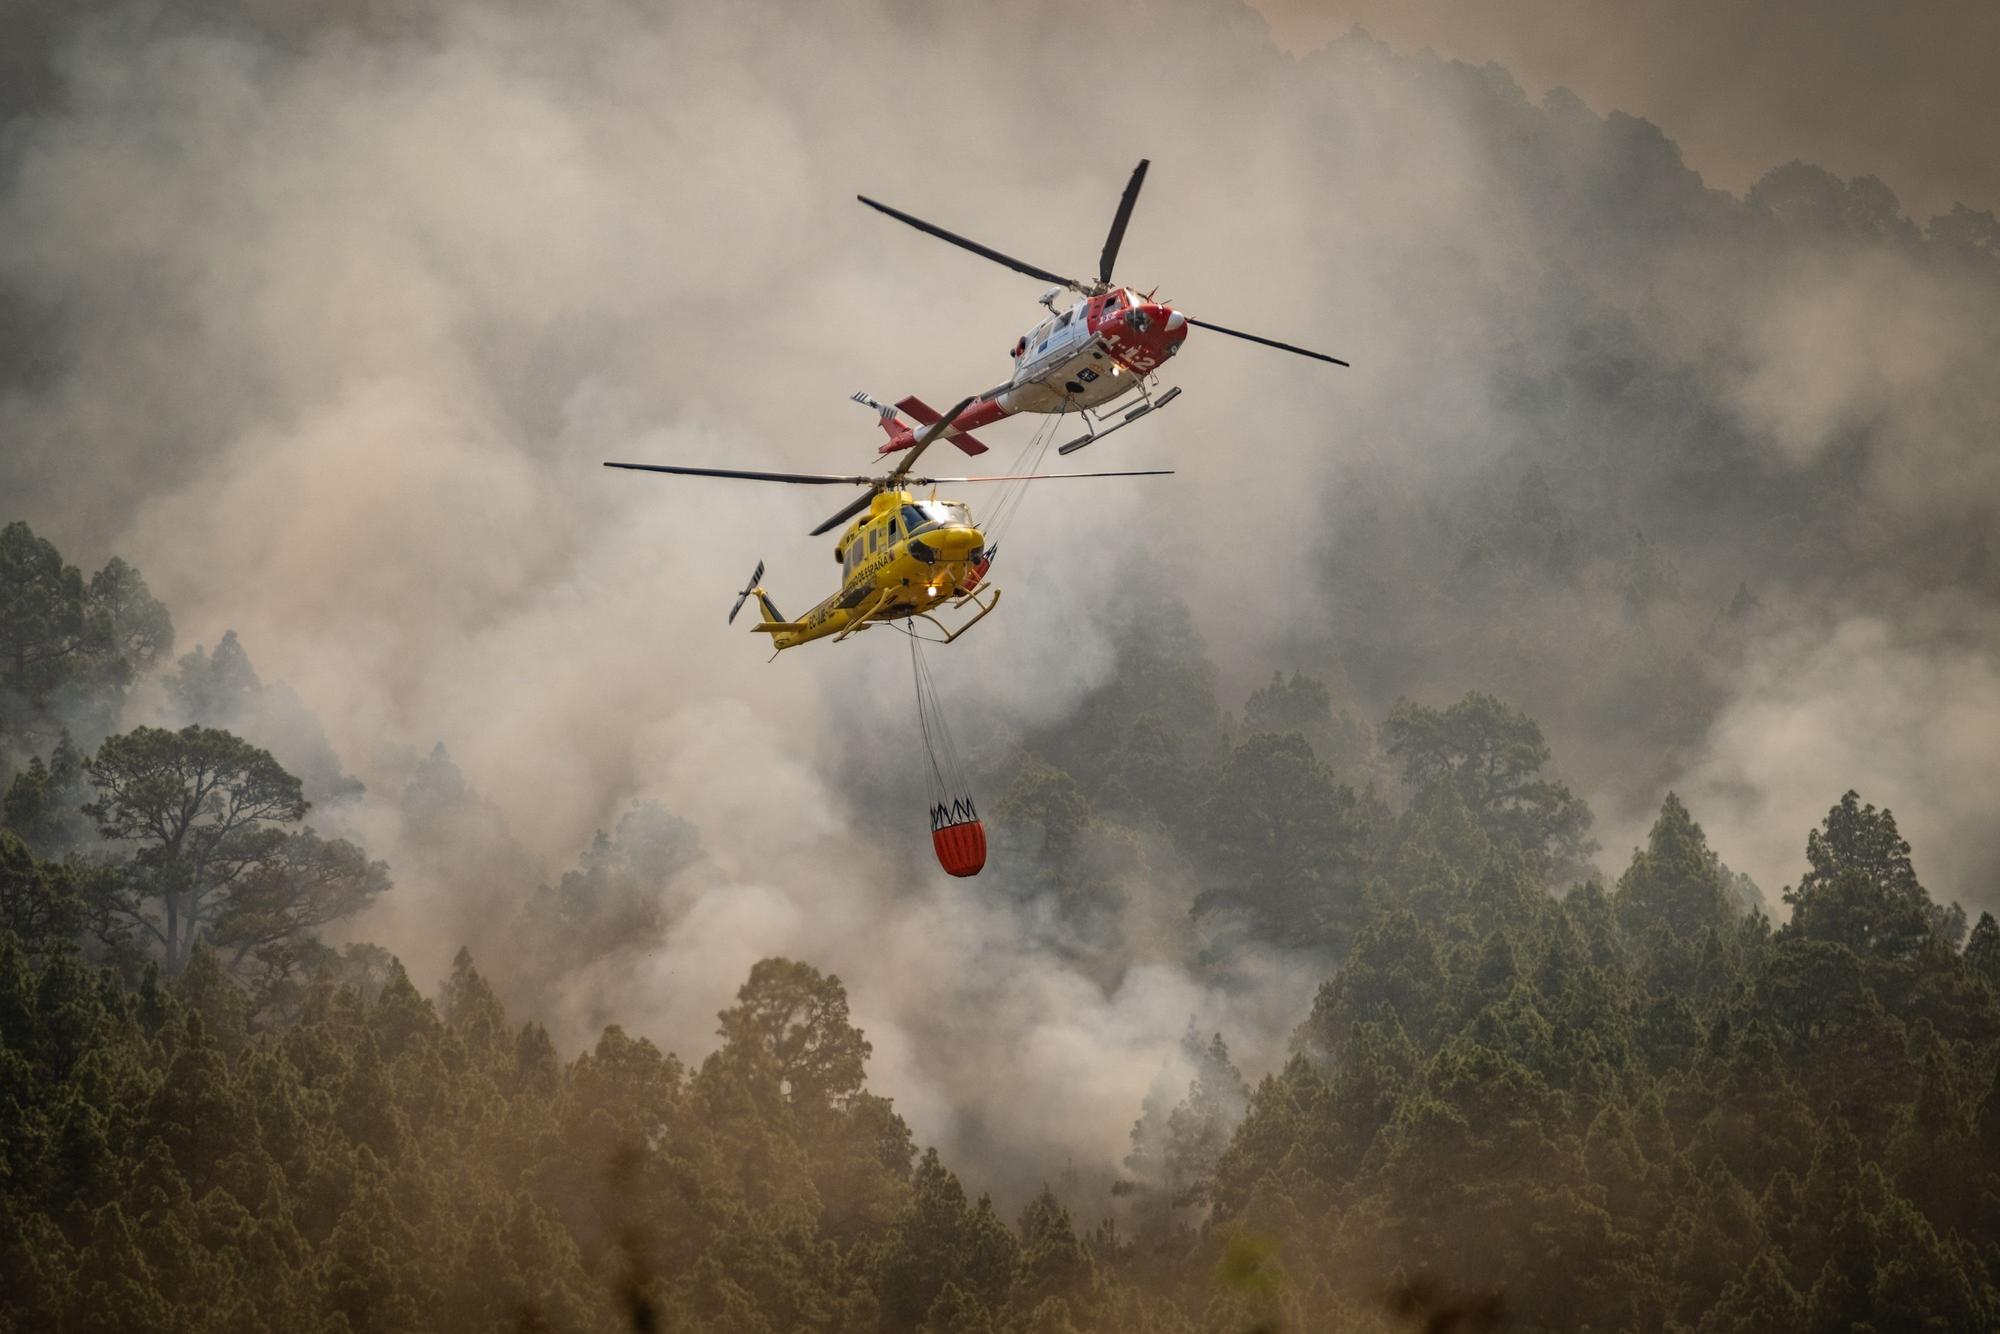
[901,504,929,533]
[1055,309,1073,328]
[916,501,972,529]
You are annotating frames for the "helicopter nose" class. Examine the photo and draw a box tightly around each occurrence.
[932,525,983,559]
[1125,303,1185,346]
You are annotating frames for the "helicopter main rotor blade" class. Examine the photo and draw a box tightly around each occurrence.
[817,394,980,534]
[607,393,1135,539]
[1183,316,1349,366]
[604,462,879,485]
[808,491,877,538]
[858,196,1084,292]
[1097,159,1149,287]
[907,469,1175,483]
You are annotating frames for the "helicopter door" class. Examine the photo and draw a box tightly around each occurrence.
[1028,317,1057,362]
[1030,310,1078,367]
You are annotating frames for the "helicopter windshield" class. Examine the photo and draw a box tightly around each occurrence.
[904,501,972,533]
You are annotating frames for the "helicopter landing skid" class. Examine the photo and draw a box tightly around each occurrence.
[910,586,1002,645]
[1056,385,1182,456]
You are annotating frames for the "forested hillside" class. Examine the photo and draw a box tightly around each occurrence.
[7,516,2000,1332]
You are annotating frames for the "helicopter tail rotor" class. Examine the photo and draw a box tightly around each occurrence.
[851,390,897,423]
[728,560,766,625]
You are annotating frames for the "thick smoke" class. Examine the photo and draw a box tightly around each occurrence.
[1255,0,2000,220]
[4,0,1998,1207]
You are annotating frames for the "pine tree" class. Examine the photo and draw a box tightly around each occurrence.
[1965,911,2000,987]
[1783,792,1938,961]
[1,734,94,858]
[0,831,88,955]
[1615,793,1737,944]
[1014,1187,1097,1319]
[1382,691,1597,878]
[438,946,511,1071]
[83,726,311,971]
[1803,1188,1875,1333]
[881,1150,1021,1329]
[1698,1249,1804,1333]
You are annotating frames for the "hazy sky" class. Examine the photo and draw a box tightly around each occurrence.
[1255,0,2000,219]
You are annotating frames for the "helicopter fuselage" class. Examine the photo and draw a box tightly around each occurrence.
[999,287,1189,412]
[753,489,993,651]
[872,287,1189,455]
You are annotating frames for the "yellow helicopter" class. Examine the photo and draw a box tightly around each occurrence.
[606,397,1171,652]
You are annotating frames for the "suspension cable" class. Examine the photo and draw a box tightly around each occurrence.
[908,629,972,825]
[978,400,1068,545]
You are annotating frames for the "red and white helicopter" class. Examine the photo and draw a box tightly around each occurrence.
[853,159,1347,459]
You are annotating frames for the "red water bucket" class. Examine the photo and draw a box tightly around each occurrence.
[962,552,993,592]
[932,818,987,877]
